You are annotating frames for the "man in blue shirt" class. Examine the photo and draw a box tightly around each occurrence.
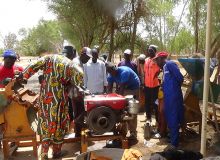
[154,52,184,149]
[107,64,140,94]
[106,62,140,141]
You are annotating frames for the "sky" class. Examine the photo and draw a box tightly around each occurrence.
[0,0,184,47]
[0,0,55,46]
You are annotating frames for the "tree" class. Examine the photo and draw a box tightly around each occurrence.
[143,0,179,50]
[168,28,194,54]
[46,0,148,60]
[3,33,18,50]
[188,0,220,57]
[18,20,64,55]
[130,0,146,54]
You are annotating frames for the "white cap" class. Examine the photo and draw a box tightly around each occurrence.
[81,47,92,57]
[124,49,132,55]
[138,54,146,60]
[149,44,158,49]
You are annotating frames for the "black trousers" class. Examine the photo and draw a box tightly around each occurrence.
[68,97,74,121]
[145,86,159,121]
[72,97,85,137]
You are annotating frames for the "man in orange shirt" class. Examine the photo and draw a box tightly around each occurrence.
[144,45,160,124]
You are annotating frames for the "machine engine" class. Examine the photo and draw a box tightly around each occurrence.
[84,93,139,134]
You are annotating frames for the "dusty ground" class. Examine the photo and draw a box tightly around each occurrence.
[0,56,219,160]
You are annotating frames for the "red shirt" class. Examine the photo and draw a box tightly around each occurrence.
[0,64,23,88]
[144,58,160,88]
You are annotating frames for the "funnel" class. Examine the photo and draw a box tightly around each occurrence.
[178,58,205,81]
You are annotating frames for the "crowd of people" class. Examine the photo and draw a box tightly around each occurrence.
[0,45,184,159]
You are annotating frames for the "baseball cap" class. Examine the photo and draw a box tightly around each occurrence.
[154,51,169,59]
[149,44,158,49]
[124,49,132,55]
[2,49,17,59]
[81,47,92,58]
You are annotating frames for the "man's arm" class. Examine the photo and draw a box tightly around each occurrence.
[22,56,47,79]
[102,63,108,93]
[107,83,113,93]
[118,83,126,95]
[133,62,138,74]
[70,64,84,88]
[83,65,88,89]
[117,70,130,95]
[107,75,114,93]
[167,61,183,84]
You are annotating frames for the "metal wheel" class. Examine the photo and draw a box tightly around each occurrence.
[87,106,116,135]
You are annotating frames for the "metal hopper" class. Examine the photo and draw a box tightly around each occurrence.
[178,58,220,104]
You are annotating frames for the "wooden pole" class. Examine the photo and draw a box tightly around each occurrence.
[200,0,213,156]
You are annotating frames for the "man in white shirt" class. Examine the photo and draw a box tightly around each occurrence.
[84,48,108,94]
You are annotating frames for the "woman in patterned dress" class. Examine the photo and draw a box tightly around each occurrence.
[22,54,84,159]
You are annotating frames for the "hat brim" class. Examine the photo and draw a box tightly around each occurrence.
[153,55,168,59]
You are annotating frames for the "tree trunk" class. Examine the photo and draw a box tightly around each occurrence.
[131,0,142,56]
[195,0,199,53]
[108,17,115,62]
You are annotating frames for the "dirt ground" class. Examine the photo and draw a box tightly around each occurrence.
[0,56,219,160]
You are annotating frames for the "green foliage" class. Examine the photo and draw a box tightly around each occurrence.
[47,0,146,56]
[48,0,118,50]
[168,28,194,54]
[144,0,177,50]
[18,20,63,56]
[0,48,4,56]
[188,0,220,56]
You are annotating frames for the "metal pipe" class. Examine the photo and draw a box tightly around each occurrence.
[200,0,213,156]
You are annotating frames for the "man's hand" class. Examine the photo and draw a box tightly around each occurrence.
[118,83,125,95]
[107,83,113,93]
[103,86,107,94]
[15,72,27,84]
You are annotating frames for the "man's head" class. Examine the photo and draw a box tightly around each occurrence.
[93,45,100,53]
[80,47,92,64]
[124,49,132,62]
[154,52,169,68]
[3,49,17,68]
[147,45,158,58]
[137,54,146,64]
[106,62,117,77]
[62,45,76,60]
[91,48,99,63]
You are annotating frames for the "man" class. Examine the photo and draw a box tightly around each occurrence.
[0,49,23,88]
[136,54,146,85]
[72,47,91,68]
[106,63,140,141]
[154,52,184,149]
[71,47,91,137]
[21,54,85,159]
[84,48,107,94]
[144,45,160,124]
[118,49,138,74]
[136,54,146,112]
[0,49,23,148]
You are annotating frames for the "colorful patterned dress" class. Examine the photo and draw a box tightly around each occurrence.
[23,54,83,144]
